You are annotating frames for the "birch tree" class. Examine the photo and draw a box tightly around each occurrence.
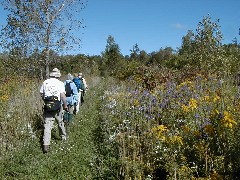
[0,0,87,78]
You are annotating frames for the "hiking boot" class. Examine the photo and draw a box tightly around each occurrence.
[43,145,49,153]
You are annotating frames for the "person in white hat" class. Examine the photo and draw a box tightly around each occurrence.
[78,72,88,91]
[40,68,68,153]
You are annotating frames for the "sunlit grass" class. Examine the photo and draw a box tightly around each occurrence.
[0,75,103,179]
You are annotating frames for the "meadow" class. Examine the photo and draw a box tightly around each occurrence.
[0,7,240,179]
[99,73,240,179]
[1,71,240,179]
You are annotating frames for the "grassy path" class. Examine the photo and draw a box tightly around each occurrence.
[0,77,105,179]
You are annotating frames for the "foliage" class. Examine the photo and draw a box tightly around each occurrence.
[101,35,124,76]
[222,43,240,74]
[178,15,229,75]
[54,54,101,78]
[179,30,195,56]
[0,0,87,78]
[114,60,141,80]
[148,47,174,65]
[0,77,42,157]
[0,56,6,79]
[99,73,240,179]
[2,13,240,180]
[130,43,140,61]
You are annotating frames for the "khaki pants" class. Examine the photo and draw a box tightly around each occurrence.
[43,107,66,145]
[75,91,82,114]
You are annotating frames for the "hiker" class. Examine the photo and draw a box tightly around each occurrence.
[78,72,88,92]
[78,72,87,105]
[63,73,78,122]
[72,73,85,114]
[40,68,68,153]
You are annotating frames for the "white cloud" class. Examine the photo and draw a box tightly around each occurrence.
[171,23,185,29]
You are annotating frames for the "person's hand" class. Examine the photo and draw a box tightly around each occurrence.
[63,105,68,111]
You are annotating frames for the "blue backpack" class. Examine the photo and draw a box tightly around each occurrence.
[72,77,85,91]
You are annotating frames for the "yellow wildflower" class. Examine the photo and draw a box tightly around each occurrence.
[133,99,140,106]
[152,125,167,140]
[0,94,9,102]
[152,124,167,132]
[189,98,197,110]
[182,104,189,113]
[168,135,183,145]
[227,123,233,128]
[177,80,193,89]
[213,95,220,102]
[203,95,210,102]
[182,98,198,112]
[221,111,237,128]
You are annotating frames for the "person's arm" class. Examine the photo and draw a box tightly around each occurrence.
[40,83,45,99]
[60,92,68,111]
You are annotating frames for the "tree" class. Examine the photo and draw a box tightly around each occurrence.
[179,30,195,55]
[177,15,226,74]
[148,47,174,65]
[139,50,149,64]
[222,42,240,74]
[130,43,140,61]
[192,15,224,72]
[102,35,123,76]
[0,0,87,78]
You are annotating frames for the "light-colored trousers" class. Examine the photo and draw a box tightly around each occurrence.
[75,91,82,114]
[43,107,66,145]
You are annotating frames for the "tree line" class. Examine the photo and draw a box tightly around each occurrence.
[0,1,239,83]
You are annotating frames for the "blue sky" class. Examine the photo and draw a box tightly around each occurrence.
[79,0,240,56]
[0,0,239,56]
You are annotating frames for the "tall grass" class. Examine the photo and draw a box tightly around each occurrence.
[99,73,240,179]
[0,77,43,157]
[1,73,240,179]
[0,75,109,179]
